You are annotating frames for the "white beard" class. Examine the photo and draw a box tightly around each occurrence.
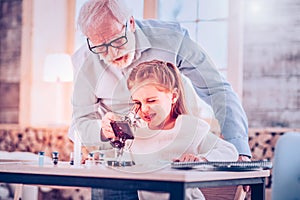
[101,50,135,69]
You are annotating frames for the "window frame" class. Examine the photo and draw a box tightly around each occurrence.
[146,0,244,99]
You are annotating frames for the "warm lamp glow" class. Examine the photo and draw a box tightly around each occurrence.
[43,53,73,82]
[43,53,73,125]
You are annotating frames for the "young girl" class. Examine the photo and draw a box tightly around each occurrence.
[124,60,238,199]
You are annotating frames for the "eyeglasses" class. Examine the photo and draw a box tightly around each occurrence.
[87,23,128,54]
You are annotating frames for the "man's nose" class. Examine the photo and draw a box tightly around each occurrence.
[107,46,118,58]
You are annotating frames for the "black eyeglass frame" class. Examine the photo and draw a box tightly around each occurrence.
[87,23,128,54]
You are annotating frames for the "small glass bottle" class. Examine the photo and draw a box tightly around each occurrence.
[38,151,45,166]
[69,152,74,165]
[85,152,94,166]
[52,151,59,165]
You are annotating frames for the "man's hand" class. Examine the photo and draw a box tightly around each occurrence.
[238,155,251,162]
[101,112,121,140]
[238,155,251,192]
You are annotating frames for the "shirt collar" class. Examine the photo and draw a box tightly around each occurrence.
[133,23,151,61]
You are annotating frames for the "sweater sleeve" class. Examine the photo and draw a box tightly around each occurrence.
[197,133,239,162]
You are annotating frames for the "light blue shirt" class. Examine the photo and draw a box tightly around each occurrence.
[69,19,251,157]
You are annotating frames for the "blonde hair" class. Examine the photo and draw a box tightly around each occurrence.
[77,0,131,36]
[127,60,188,118]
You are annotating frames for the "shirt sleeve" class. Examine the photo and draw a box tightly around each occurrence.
[175,25,251,157]
[68,47,112,149]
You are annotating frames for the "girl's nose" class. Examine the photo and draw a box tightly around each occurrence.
[141,104,150,113]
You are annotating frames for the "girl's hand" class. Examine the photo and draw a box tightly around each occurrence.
[173,154,208,162]
[101,112,121,139]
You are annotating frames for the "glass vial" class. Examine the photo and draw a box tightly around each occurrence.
[70,152,74,165]
[52,151,59,165]
[38,151,45,166]
[85,152,94,166]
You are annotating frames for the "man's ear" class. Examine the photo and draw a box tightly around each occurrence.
[129,16,136,32]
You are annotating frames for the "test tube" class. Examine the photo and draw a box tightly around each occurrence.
[70,152,74,165]
[38,151,45,166]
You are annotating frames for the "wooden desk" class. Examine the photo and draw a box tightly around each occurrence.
[0,162,270,200]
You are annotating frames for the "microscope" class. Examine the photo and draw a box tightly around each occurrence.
[107,112,137,167]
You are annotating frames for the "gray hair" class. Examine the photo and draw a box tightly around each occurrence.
[77,0,132,36]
